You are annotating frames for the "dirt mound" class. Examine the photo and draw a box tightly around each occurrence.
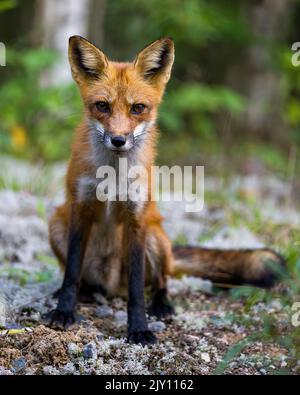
[0,324,100,370]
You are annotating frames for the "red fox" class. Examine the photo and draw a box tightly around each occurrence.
[46,36,285,345]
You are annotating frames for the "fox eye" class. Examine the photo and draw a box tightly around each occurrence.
[131,103,146,115]
[96,101,110,113]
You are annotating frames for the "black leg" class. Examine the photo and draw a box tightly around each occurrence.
[45,206,90,330]
[127,241,157,346]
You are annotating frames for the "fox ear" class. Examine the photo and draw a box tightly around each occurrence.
[134,37,175,85]
[68,36,108,83]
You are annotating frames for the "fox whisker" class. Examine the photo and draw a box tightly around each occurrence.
[134,131,147,141]
[88,125,105,140]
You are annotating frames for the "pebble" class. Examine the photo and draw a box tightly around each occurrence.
[182,334,200,344]
[95,305,113,318]
[30,312,41,322]
[62,362,76,375]
[83,342,97,360]
[43,366,60,375]
[114,310,127,326]
[0,366,13,375]
[149,321,166,333]
[11,357,27,373]
[25,368,37,375]
[201,352,211,363]
[68,342,80,357]
[260,368,267,375]
[269,300,282,312]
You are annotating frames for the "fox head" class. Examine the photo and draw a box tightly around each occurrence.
[68,36,174,153]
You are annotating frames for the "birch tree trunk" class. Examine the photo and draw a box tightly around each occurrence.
[34,0,92,85]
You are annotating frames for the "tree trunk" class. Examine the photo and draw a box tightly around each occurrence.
[33,0,92,85]
[226,0,293,142]
[88,0,107,49]
[0,0,35,46]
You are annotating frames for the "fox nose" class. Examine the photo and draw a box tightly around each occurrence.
[111,136,126,148]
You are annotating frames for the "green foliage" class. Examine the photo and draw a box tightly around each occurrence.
[160,84,245,141]
[105,0,251,60]
[0,264,55,285]
[0,49,81,161]
[0,0,16,13]
[214,335,257,375]
[36,199,47,220]
[173,231,188,246]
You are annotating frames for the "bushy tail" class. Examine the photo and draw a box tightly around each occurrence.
[172,246,285,288]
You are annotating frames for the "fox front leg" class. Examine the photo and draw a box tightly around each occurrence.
[126,220,157,346]
[45,205,91,329]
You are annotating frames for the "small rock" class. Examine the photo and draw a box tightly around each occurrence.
[97,333,104,342]
[95,305,113,318]
[30,312,41,321]
[114,310,127,326]
[182,334,200,344]
[149,321,166,333]
[83,342,97,360]
[68,342,80,357]
[260,368,267,375]
[93,294,108,305]
[0,366,13,375]
[25,368,37,375]
[11,357,27,373]
[43,366,60,375]
[269,299,282,311]
[201,352,211,363]
[62,362,76,375]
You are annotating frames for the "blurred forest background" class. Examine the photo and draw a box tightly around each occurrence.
[0,0,300,176]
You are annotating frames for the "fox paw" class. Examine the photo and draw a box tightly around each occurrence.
[148,289,175,319]
[43,309,76,330]
[127,330,157,346]
[148,300,175,319]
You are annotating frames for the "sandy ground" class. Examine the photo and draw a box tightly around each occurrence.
[0,158,299,375]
